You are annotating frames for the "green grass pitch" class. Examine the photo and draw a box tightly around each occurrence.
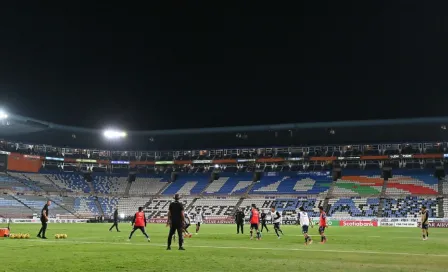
[1,224,447,272]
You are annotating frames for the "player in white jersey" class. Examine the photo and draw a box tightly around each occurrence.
[194,208,204,234]
[183,212,192,238]
[298,207,313,245]
[270,207,284,239]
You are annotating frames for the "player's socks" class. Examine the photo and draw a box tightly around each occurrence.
[257,231,261,239]
[250,230,253,238]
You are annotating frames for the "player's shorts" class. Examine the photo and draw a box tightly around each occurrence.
[273,222,280,229]
[250,223,259,230]
[319,226,325,233]
[302,225,309,234]
[421,224,429,230]
[133,226,145,232]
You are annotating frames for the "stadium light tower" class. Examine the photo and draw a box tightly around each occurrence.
[103,129,127,139]
[0,110,8,120]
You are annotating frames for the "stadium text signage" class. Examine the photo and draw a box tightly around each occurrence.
[155,161,174,165]
[389,154,413,159]
[111,161,130,164]
[45,157,64,161]
[193,160,213,164]
[340,220,378,227]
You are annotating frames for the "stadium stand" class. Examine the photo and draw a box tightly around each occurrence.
[161,175,209,196]
[250,174,331,195]
[48,173,91,193]
[0,173,36,192]
[187,198,239,217]
[10,172,60,192]
[92,174,128,194]
[128,177,167,195]
[0,195,32,218]
[144,198,194,219]
[328,197,380,217]
[381,196,439,218]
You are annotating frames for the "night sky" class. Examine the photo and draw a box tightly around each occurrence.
[1,2,448,132]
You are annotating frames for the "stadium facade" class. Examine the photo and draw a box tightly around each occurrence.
[1,114,448,228]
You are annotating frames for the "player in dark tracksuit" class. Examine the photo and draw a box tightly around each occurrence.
[109,208,120,232]
[260,210,269,232]
[235,208,245,234]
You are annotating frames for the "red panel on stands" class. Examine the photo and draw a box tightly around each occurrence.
[7,153,42,173]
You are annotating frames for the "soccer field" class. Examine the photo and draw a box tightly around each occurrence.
[1,224,447,272]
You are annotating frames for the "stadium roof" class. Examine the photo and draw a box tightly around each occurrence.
[2,113,448,150]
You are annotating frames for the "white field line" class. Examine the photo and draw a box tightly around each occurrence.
[15,239,448,258]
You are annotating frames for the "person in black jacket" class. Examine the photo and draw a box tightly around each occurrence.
[235,208,245,234]
[167,194,185,250]
[260,210,269,233]
[109,208,120,232]
[37,200,51,239]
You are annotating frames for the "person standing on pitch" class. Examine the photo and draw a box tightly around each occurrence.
[109,208,120,232]
[260,209,269,233]
[128,207,150,242]
[37,200,51,239]
[167,194,185,250]
[235,208,245,234]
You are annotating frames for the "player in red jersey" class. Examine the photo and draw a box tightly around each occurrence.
[128,207,150,242]
[249,204,261,240]
[318,206,328,244]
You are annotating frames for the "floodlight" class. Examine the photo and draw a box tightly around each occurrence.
[120,213,125,219]
[0,110,8,120]
[103,130,127,139]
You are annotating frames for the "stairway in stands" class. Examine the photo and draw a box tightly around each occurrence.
[10,195,34,211]
[322,178,338,211]
[234,197,245,211]
[377,178,389,217]
[48,197,80,218]
[124,181,132,196]
[156,182,172,196]
[243,182,257,197]
[94,197,104,217]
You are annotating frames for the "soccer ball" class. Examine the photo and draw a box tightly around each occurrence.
[25,233,30,239]
[55,234,60,239]
[61,234,67,239]
[10,234,15,239]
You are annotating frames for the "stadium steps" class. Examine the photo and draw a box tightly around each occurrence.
[185,198,198,211]
[323,178,338,211]
[87,181,96,195]
[198,180,214,196]
[234,197,245,211]
[243,182,257,197]
[94,197,104,216]
[438,197,444,218]
[380,178,389,196]
[438,178,444,194]
[43,175,64,193]
[48,197,80,219]
[124,181,132,196]
[10,195,34,211]
[156,182,171,196]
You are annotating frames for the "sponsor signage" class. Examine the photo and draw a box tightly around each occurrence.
[193,160,213,164]
[340,220,378,227]
[389,154,413,159]
[149,218,234,224]
[24,155,41,159]
[237,159,256,162]
[0,151,10,155]
[287,157,304,161]
[418,222,448,228]
[155,161,174,165]
[9,218,88,224]
[111,160,130,164]
[45,157,64,161]
[75,159,97,163]
[337,156,360,160]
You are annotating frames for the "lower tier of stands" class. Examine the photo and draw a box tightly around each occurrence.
[1,195,444,220]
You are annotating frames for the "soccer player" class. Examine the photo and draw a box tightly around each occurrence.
[249,204,261,240]
[235,208,245,234]
[194,208,204,234]
[260,209,269,233]
[109,208,120,232]
[421,206,429,240]
[37,200,51,239]
[270,207,284,239]
[183,211,192,238]
[318,206,328,244]
[167,194,185,250]
[298,207,313,245]
[128,207,150,242]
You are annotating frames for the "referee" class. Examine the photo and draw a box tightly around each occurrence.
[167,194,185,250]
[37,200,51,239]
